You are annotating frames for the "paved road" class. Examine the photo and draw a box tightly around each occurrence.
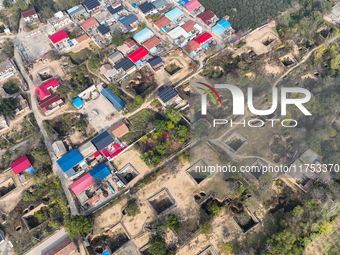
[14,47,79,216]
[25,228,70,255]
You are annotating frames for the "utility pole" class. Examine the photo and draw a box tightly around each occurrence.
[2,135,9,143]
[27,117,34,128]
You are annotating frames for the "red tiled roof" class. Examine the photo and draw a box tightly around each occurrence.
[143,36,161,50]
[10,155,31,175]
[154,16,171,29]
[127,47,148,63]
[197,10,215,24]
[183,40,200,52]
[184,0,200,12]
[110,121,129,138]
[49,30,69,44]
[35,86,51,100]
[124,38,136,48]
[70,173,95,195]
[87,194,100,205]
[81,17,98,30]
[181,20,195,33]
[75,33,89,43]
[38,94,62,111]
[194,32,212,44]
[21,7,36,18]
[43,78,59,89]
[45,238,76,255]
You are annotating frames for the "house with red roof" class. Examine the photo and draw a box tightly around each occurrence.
[35,86,51,101]
[48,30,70,52]
[80,17,98,31]
[184,0,200,12]
[21,7,38,22]
[194,32,212,45]
[154,16,171,30]
[35,78,60,101]
[10,155,35,184]
[197,10,217,26]
[127,47,149,64]
[38,94,64,115]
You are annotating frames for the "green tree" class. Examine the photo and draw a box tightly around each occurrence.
[291,205,304,217]
[111,32,125,46]
[137,22,147,32]
[65,215,93,239]
[167,121,174,130]
[108,83,121,96]
[319,221,333,234]
[167,214,180,231]
[57,86,71,99]
[88,56,101,70]
[156,142,167,155]
[177,125,187,138]
[225,242,233,252]
[125,200,141,217]
[154,120,167,133]
[166,107,182,124]
[207,200,220,215]
[148,236,166,255]
[134,95,145,108]
[75,119,87,130]
[199,222,212,235]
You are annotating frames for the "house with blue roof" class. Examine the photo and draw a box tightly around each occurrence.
[119,14,138,29]
[165,7,183,21]
[67,5,86,20]
[56,149,87,179]
[212,19,233,37]
[90,163,111,182]
[101,88,126,112]
[72,97,84,109]
[133,28,154,43]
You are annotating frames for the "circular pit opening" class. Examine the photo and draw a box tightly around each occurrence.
[16,226,22,231]
[194,194,201,201]
[29,205,34,210]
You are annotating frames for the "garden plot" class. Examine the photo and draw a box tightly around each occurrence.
[186,160,211,185]
[89,223,130,254]
[165,60,183,76]
[36,67,54,83]
[0,177,16,198]
[280,53,297,67]
[22,204,48,231]
[147,188,176,215]
[116,163,139,185]
[224,131,247,152]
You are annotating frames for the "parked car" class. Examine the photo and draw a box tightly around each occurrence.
[91,109,99,116]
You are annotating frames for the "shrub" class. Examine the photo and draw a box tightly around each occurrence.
[125,200,141,217]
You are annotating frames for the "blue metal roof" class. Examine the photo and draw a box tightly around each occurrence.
[27,166,35,174]
[148,55,162,68]
[178,0,189,6]
[57,149,84,173]
[158,86,178,103]
[90,163,111,182]
[101,88,126,112]
[119,14,138,27]
[68,5,85,16]
[212,24,225,35]
[102,251,110,255]
[72,97,84,108]
[165,7,183,21]
[133,28,154,43]
[217,19,231,29]
[152,0,168,9]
